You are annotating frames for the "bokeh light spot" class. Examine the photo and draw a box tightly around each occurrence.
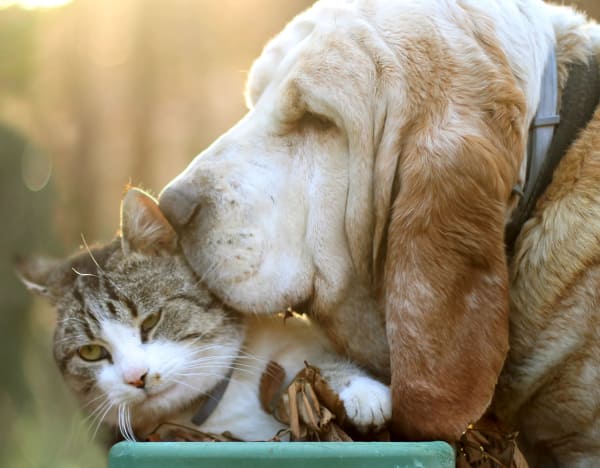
[21,144,52,192]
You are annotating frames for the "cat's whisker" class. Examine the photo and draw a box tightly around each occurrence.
[184,361,263,371]
[182,365,257,376]
[178,343,224,358]
[155,350,222,379]
[182,349,262,362]
[117,404,124,440]
[173,374,257,395]
[204,358,287,380]
[170,374,229,406]
[183,362,264,376]
[167,344,216,361]
[185,347,272,367]
[80,392,109,410]
[170,374,253,396]
[82,396,113,441]
[72,268,98,278]
[120,405,126,439]
[171,346,246,365]
[80,233,105,274]
[183,355,248,365]
[158,345,227,369]
[183,352,246,366]
[229,362,267,373]
[182,362,264,375]
[174,371,234,381]
[170,377,254,403]
[184,357,266,371]
[171,371,227,382]
[238,349,273,364]
[82,396,111,426]
[118,404,135,442]
[157,353,256,383]
[124,405,136,442]
[180,342,237,354]
[162,341,221,359]
[124,407,132,441]
[175,372,255,386]
[90,400,114,441]
[181,363,264,378]
[189,353,269,364]
[176,362,264,381]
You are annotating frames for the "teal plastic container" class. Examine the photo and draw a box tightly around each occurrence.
[109,441,455,468]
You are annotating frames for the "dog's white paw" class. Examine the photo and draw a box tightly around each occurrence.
[339,376,391,432]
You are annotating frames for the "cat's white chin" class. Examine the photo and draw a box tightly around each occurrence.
[136,383,208,427]
[144,383,177,401]
[98,387,198,435]
[136,389,189,415]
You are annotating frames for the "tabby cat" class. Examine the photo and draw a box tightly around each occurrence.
[16,188,390,441]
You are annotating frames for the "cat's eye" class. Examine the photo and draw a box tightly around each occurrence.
[141,311,161,334]
[78,344,110,362]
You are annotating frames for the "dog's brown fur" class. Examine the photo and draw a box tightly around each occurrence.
[158,2,600,459]
[495,98,600,467]
[382,20,525,439]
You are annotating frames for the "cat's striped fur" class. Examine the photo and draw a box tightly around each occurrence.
[16,188,391,441]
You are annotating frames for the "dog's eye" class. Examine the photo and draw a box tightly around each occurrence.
[298,111,334,129]
[278,102,334,133]
[141,311,162,335]
[78,344,110,362]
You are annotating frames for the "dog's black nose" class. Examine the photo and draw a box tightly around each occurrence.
[159,184,198,228]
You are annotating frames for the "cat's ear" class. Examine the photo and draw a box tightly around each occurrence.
[14,255,64,304]
[120,188,178,256]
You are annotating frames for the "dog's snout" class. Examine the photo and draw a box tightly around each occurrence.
[159,185,198,228]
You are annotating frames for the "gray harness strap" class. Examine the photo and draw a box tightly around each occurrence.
[505,51,600,255]
[526,50,561,197]
[191,367,234,426]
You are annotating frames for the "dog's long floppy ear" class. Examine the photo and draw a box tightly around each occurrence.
[379,45,526,440]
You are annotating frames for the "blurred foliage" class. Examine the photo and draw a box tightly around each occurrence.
[0,7,34,94]
[0,0,598,467]
[0,0,313,466]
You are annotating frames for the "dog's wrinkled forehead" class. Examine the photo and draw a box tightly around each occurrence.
[245,3,378,118]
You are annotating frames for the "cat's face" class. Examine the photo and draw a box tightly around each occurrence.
[17,189,245,437]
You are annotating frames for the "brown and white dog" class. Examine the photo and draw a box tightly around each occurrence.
[158,0,600,463]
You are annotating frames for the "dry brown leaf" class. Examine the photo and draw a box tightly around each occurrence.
[269,362,359,441]
[454,417,528,468]
[145,423,240,442]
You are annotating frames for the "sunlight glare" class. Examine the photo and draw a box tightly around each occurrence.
[0,0,72,9]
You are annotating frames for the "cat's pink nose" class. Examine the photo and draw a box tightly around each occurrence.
[124,368,148,389]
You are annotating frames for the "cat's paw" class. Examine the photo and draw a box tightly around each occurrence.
[339,376,391,433]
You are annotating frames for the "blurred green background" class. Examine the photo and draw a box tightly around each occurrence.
[0,1,598,467]
[0,1,313,466]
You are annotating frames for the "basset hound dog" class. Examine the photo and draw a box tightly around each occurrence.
[159,1,600,464]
